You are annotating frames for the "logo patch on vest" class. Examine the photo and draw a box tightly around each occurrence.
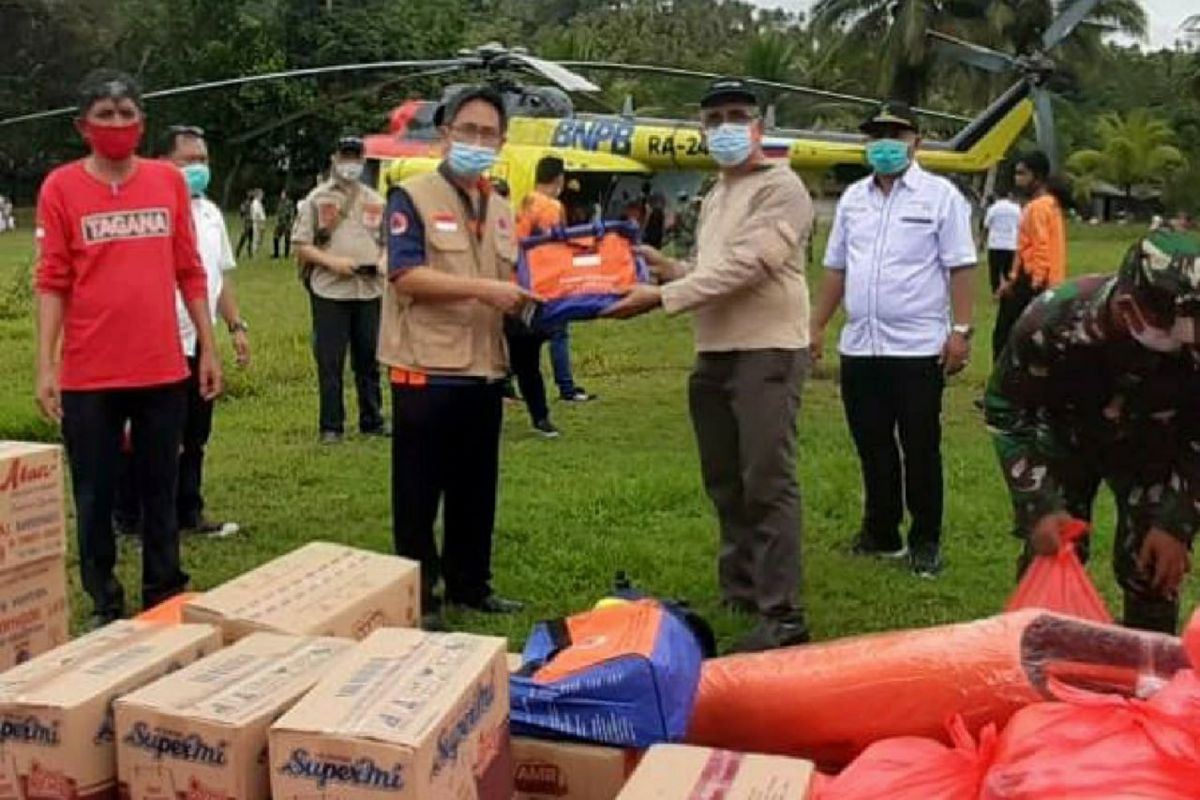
[81,208,171,245]
[361,202,383,230]
[389,211,409,236]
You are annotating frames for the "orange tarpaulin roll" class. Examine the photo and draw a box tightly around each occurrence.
[135,592,199,624]
[688,611,1190,769]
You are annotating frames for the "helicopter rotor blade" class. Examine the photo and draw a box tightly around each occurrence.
[1042,0,1104,50]
[1032,87,1060,172]
[558,61,971,123]
[227,65,463,145]
[506,53,600,93]
[0,59,467,128]
[927,30,1017,73]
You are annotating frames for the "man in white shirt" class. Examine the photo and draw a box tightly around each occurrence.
[983,192,1021,294]
[250,188,267,255]
[114,125,249,539]
[810,102,977,579]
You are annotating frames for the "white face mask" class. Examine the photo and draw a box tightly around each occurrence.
[1125,301,1184,353]
[334,161,364,183]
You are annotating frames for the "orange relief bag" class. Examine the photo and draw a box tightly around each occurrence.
[517,220,648,326]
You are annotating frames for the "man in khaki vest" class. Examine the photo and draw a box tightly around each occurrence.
[293,136,387,444]
[380,86,530,627]
[605,78,815,652]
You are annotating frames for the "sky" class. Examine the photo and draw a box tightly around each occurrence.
[750,0,1196,50]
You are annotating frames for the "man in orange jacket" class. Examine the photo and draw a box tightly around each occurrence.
[992,151,1068,361]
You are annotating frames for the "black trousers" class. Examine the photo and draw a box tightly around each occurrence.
[840,356,945,552]
[62,384,189,617]
[235,222,253,259]
[987,248,1015,293]
[391,382,503,606]
[310,294,384,434]
[506,327,550,425]
[113,357,214,530]
[272,228,291,259]
[992,276,1038,363]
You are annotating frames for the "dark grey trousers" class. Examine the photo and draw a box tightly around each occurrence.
[687,348,808,622]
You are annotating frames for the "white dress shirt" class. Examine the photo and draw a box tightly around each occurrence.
[824,163,977,357]
[984,198,1021,251]
[176,196,236,357]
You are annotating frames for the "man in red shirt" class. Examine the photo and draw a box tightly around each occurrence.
[34,69,222,626]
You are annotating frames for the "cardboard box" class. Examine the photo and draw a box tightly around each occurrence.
[0,621,221,800]
[513,738,638,800]
[115,633,354,800]
[0,442,67,572]
[0,555,69,670]
[183,542,420,643]
[270,628,512,799]
[616,745,814,800]
[507,654,637,800]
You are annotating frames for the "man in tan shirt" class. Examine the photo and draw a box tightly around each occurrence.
[606,78,815,652]
[293,136,387,444]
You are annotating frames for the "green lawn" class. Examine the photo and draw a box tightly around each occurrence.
[0,212,1193,648]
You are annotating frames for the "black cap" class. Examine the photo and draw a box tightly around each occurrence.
[699,78,759,109]
[860,101,919,135]
[336,136,364,157]
[433,85,508,129]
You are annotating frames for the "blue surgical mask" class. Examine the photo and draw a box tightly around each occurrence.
[182,163,210,197]
[707,124,754,167]
[447,142,497,177]
[865,138,911,176]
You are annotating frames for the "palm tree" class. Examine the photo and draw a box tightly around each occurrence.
[811,0,965,103]
[1185,13,1200,100]
[1065,110,1186,201]
[812,0,1146,105]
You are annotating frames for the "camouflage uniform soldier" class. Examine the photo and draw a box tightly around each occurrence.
[984,230,1200,634]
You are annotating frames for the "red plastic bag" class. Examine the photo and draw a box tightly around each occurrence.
[1005,519,1112,623]
[982,677,1200,799]
[818,716,997,800]
[1185,608,1200,668]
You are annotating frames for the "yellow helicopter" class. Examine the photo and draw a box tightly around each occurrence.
[2,3,1089,211]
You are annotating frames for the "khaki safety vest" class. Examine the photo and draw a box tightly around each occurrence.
[378,171,516,379]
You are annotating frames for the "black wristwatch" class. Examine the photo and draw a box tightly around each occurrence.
[228,319,250,334]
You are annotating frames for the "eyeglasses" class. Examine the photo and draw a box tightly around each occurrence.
[447,123,503,146]
[700,108,759,130]
[168,125,205,137]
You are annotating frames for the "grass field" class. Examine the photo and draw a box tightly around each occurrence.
[0,209,1194,649]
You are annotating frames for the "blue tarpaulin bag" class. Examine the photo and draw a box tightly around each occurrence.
[509,599,704,748]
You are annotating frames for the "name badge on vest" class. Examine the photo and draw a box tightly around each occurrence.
[431,212,459,233]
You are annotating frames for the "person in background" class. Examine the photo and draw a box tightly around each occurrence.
[382,86,529,626]
[234,190,254,258]
[810,101,977,580]
[605,78,815,652]
[273,190,296,259]
[249,188,267,255]
[292,136,388,444]
[643,192,666,249]
[992,150,1068,363]
[113,124,249,540]
[509,156,594,433]
[34,70,222,626]
[983,191,1021,297]
[670,192,701,258]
